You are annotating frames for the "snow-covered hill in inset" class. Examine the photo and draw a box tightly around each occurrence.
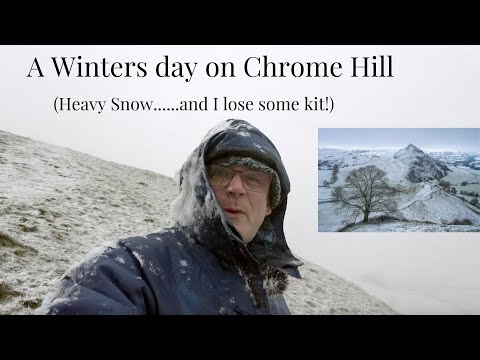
[318,145,480,232]
[398,183,480,225]
[317,148,389,169]
[343,221,480,232]
[429,151,480,169]
[0,130,396,315]
[342,182,480,232]
[318,148,407,186]
[394,144,450,183]
[428,151,472,165]
[393,143,427,162]
[443,166,480,196]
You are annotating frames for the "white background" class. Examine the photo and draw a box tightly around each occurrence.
[1,45,479,314]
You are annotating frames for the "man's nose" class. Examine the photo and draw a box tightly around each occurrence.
[227,174,246,195]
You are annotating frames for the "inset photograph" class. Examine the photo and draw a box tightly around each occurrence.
[318,128,480,232]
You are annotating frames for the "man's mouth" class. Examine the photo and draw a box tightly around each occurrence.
[223,207,245,217]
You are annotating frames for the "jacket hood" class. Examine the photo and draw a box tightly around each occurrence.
[170,119,302,278]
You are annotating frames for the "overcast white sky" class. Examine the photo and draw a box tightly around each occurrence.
[318,128,480,153]
[1,45,480,314]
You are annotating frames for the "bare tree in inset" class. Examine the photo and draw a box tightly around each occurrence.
[330,164,339,185]
[331,165,398,223]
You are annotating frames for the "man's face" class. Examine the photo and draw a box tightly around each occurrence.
[208,165,272,244]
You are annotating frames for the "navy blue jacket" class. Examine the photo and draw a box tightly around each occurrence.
[38,119,302,315]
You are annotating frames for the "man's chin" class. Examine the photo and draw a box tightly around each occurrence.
[226,217,246,237]
[226,215,244,229]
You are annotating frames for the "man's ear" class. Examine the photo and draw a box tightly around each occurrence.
[266,207,272,216]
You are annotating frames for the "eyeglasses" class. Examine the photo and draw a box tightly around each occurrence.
[207,164,272,193]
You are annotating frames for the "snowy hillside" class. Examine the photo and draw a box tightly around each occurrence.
[429,151,471,165]
[394,144,450,183]
[0,130,396,315]
[318,145,480,232]
[317,148,387,169]
[0,130,176,314]
[429,151,480,169]
[394,143,427,162]
[398,183,480,225]
[284,259,398,314]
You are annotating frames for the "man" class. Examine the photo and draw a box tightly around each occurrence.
[37,119,302,315]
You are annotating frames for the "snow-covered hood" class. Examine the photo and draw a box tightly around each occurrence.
[170,119,302,277]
